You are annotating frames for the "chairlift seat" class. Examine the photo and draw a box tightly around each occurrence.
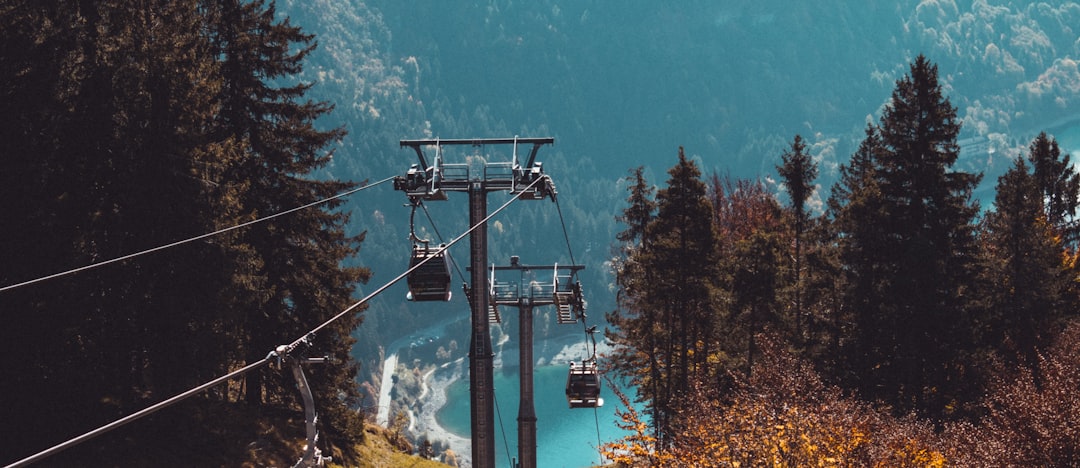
[406,244,452,302]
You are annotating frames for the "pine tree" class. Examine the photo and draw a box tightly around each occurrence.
[0,0,369,462]
[208,0,369,447]
[828,124,889,389]
[606,166,660,442]
[615,166,656,247]
[833,56,982,418]
[608,150,720,447]
[1027,132,1080,246]
[0,0,239,458]
[776,134,819,342]
[979,155,1074,369]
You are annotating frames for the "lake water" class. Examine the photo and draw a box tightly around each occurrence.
[436,364,641,468]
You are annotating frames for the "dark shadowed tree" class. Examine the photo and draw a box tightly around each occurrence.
[0,0,368,463]
[1027,132,1080,246]
[0,1,236,459]
[832,56,982,419]
[776,134,819,342]
[608,150,719,448]
[209,0,369,448]
[979,155,1075,370]
[606,166,659,440]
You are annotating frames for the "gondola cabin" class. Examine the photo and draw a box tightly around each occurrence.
[565,361,603,408]
[406,244,452,301]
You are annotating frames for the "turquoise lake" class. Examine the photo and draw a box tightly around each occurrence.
[436,364,641,468]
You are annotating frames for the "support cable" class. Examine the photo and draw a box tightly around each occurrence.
[493,385,514,468]
[553,193,578,266]
[0,176,396,294]
[5,358,271,468]
[288,174,545,349]
[418,200,468,283]
[10,175,546,467]
[593,405,604,466]
[555,190,605,463]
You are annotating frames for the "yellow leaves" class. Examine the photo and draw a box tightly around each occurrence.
[876,441,946,468]
[602,337,957,467]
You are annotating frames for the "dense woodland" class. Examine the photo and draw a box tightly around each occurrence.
[603,56,1080,466]
[0,0,369,465]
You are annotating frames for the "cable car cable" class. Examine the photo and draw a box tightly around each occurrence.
[552,194,578,266]
[417,199,467,283]
[4,358,272,468]
[493,383,514,468]
[287,174,546,349]
[593,405,604,466]
[0,176,396,294]
[11,175,546,467]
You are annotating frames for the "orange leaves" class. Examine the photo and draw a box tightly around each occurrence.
[602,334,951,467]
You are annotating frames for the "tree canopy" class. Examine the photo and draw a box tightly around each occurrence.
[606,55,1080,464]
[0,1,367,464]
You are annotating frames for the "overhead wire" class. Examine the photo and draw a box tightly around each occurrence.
[0,176,396,294]
[594,406,604,466]
[286,174,545,349]
[5,358,271,468]
[553,191,578,266]
[417,200,468,283]
[11,174,546,467]
[553,185,607,463]
[493,382,514,468]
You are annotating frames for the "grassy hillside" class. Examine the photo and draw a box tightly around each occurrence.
[350,425,454,468]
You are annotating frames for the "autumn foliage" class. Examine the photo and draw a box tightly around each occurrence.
[603,322,1080,467]
[603,334,947,467]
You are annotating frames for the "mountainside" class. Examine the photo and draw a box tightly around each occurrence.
[277,0,1080,373]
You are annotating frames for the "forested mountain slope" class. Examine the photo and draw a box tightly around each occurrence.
[279,0,1080,370]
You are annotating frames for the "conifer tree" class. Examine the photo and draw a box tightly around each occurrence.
[0,0,368,461]
[979,155,1074,369]
[1027,132,1080,246]
[833,56,982,418]
[608,151,720,447]
[606,166,661,442]
[0,0,240,458]
[777,134,819,341]
[208,0,369,445]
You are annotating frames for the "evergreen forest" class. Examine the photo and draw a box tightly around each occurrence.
[5,0,1080,466]
[1,0,368,465]
[602,56,1080,466]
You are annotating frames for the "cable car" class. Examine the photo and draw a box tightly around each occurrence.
[406,244,452,301]
[565,360,603,408]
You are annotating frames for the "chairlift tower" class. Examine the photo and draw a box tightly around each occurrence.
[485,256,585,468]
[394,137,555,468]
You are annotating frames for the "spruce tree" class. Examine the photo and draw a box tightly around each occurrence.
[1027,132,1080,245]
[0,0,239,458]
[777,134,819,341]
[606,166,660,440]
[209,0,369,446]
[834,56,982,418]
[608,150,720,447]
[980,155,1074,369]
[642,148,719,444]
[0,0,368,462]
